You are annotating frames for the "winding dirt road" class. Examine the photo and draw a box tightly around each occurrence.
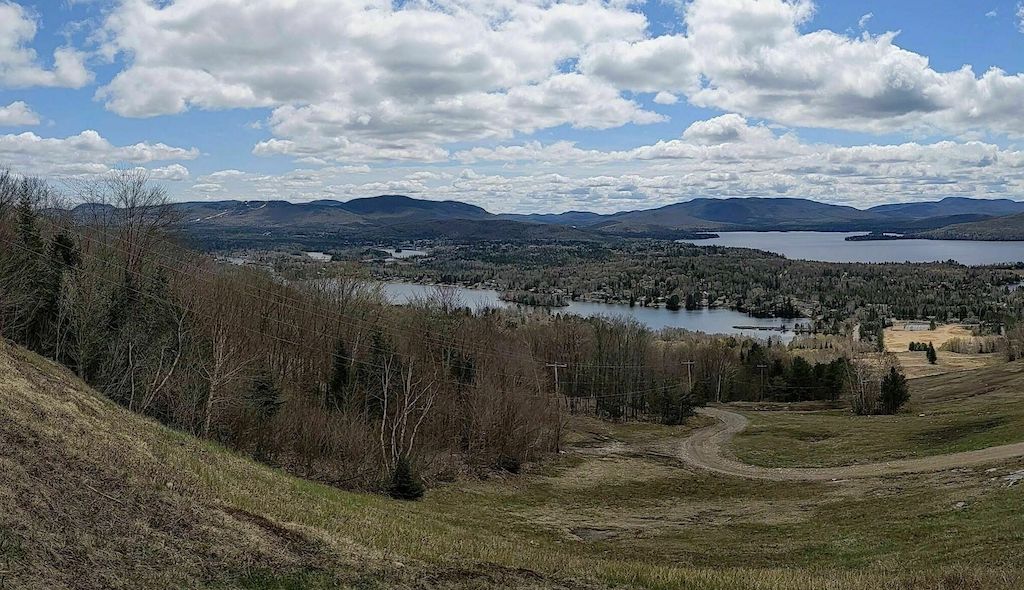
[679,407,1024,481]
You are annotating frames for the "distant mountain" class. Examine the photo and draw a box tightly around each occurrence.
[70,194,1024,247]
[336,195,490,220]
[591,197,886,234]
[869,197,1024,219]
[161,195,603,248]
[919,212,1024,241]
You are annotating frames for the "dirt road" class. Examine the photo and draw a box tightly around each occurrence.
[679,407,1024,481]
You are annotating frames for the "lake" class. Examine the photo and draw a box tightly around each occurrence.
[679,232,1024,265]
[379,282,804,341]
[381,248,428,259]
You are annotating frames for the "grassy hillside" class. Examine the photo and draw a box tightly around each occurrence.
[921,211,1024,241]
[0,341,595,590]
[732,360,1024,467]
[5,340,1024,589]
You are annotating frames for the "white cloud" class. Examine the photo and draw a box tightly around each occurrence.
[581,0,1024,138]
[87,0,1024,166]
[858,12,873,29]
[986,10,997,18]
[653,91,679,105]
[0,101,40,126]
[0,130,197,179]
[1017,2,1024,32]
[192,114,1024,213]
[97,0,658,162]
[0,1,91,89]
[146,163,190,181]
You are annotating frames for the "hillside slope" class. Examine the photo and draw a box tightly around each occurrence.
[921,211,1024,240]
[0,341,598,590]
[869,197,1024,219]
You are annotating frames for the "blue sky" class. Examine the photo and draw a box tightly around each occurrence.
[1,0,1024,212]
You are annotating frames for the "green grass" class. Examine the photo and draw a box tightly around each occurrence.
[9,343,1024,589]
[732,361,1024,468]
[166,414,1024,589]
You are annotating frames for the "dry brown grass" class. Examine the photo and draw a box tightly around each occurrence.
[4,341,1024,590]
[884,323,975,353]
[884,324,1003,378]
[0,341,599,590]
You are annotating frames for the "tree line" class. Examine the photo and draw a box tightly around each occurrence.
[0,169,913,500]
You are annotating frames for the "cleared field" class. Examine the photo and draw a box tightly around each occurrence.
[5,342,1024,590]
[732,360,1024,468]
[883,324,1004,378]
[884,323,975,352]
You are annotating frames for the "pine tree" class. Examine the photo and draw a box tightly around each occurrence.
[247,370,282,420]
[926,342,938,365]
[388,456,425,501]
[879,367,910,414]
[665,293,681,311]
[326,337,351,411]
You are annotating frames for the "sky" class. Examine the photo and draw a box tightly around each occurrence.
[1,0,1024,214]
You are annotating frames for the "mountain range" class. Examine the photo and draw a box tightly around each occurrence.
[75,195,1024,248]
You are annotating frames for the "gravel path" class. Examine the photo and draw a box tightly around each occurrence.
[679,407,1024,481]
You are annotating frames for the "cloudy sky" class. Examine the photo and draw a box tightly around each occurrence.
[1,0,1024,213]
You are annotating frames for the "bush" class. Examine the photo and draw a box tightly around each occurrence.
[388,457,425,501]
[879,367,910,415]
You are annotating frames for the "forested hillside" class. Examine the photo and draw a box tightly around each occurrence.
[1,170,923,495]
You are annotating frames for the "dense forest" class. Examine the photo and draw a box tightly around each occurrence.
[0,169,928,496]
[363,242,1024,330]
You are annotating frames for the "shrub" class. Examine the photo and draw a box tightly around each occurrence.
[388,457,425,501]
[879,367,910,415]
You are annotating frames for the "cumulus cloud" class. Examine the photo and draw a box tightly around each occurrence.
[0,1,91,89]
[83,0,1024,168]
[0,130,197,179]
[1018,2,1024,32]
[96,0,658,161]
[0,101,40,126]
[581,0,1024,137]
[653,91,679,105]
[191,114,1024,212]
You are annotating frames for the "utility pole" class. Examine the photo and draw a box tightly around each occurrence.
[756,364,768,401]
[546,363,568,452]
[681,360,695,391]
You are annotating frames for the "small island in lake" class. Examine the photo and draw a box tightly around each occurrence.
[845,232,911,242]
[500,290,569,307]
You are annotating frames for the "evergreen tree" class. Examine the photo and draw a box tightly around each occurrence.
[875,326,886,352]
[247,370,283,420]
[665,293,681,311]
[926,342,938,365]
[879,367,910,414]
[388,456,425,500]
[326,337,351,411]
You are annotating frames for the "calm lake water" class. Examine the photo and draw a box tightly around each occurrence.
[379,282,803,341]
[679,232,1024,265]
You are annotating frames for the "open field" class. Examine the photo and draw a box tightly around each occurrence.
[732,360,1024,468]
[5,341,1024,589]
[884,324,974,352]
[883,324,1002,378]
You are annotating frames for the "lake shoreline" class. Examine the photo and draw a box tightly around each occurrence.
[678,231,1024,265]
[376,280,809,341]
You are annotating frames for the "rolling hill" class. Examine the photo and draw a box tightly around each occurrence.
[869,197,1024,219]
[0,341,600,590]
[921,211,1024,241]
[71,194,1024,247]
[592,197,886,233]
